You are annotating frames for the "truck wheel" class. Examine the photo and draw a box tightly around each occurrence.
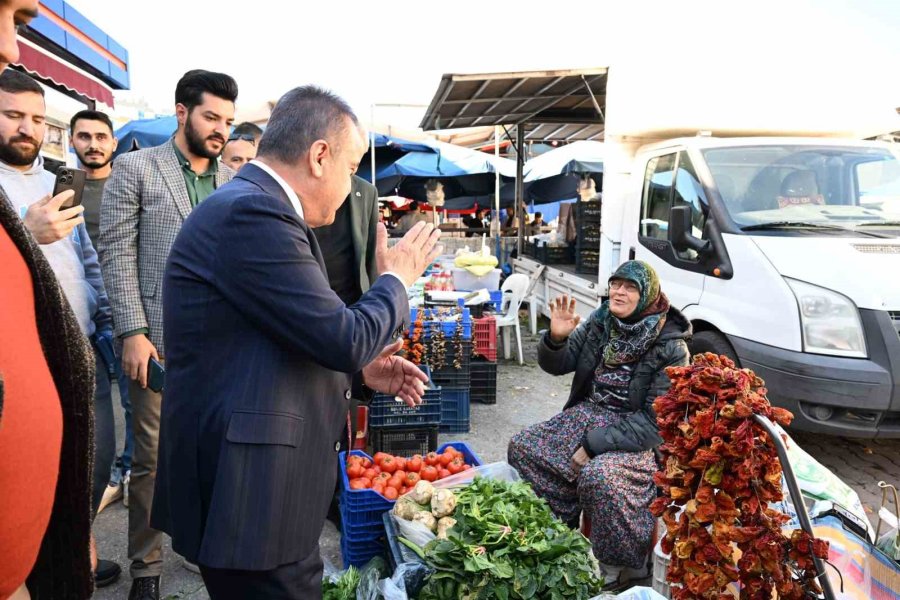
[690,330,739,365]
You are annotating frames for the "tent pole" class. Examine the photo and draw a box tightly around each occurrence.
[516,125,525,257]
[370,104,376,186]
[494,125,501,260]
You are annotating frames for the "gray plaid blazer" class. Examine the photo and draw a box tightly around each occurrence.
[98,142,233,355]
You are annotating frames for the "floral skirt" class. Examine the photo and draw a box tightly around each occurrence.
[507,402,657,569]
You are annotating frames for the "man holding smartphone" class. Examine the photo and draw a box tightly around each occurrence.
[0,68,121,585]
[100,69,237,600]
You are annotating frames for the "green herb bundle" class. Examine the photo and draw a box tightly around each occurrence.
[417,478,603,599]
[321,565,360,600]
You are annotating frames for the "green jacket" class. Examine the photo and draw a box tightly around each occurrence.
[538,306,692,456]
[349,175,380,293]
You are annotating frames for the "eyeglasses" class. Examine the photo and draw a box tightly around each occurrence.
[609,280,639,293]
[227,133,256,145]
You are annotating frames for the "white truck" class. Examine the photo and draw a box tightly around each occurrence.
[517,65,900,438]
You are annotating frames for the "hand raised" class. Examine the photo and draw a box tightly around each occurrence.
[362,339,430,408]
[549,295,581,343]
[375,221,442,287]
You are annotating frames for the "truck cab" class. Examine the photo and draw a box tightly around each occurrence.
[619,136,900,437]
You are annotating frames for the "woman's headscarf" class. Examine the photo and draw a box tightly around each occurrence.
[598,260,670,366]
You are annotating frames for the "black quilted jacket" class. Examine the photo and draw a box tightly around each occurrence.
[538,306,691,456]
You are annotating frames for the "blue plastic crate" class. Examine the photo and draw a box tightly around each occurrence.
[488,289,503,312]
[410,307,472,339]
[440,388,471,433]
[340,502,388,540]
[340,530,385,568]
[370,366,442,427]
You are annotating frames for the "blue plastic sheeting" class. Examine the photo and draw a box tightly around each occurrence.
[380,141,515,179]
[114,116,177,156]
[371,133,435,154]
[523,141,604,204]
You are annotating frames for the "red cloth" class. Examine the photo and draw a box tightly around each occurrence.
[0,227,63,597]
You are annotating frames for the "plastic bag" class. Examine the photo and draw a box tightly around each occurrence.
[588,586,668,600]
[354,556,388,600]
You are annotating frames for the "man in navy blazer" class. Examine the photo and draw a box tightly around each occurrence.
[152,85,440,599]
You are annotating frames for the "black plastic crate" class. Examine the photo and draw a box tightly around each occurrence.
[370,426,439,456]
[470,359,497,405]
[532,242,575,265]
[425,340,472,389]
[576,200,602,222]
[369,386,442,428]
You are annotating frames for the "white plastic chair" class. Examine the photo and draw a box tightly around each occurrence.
[495,273,529,364]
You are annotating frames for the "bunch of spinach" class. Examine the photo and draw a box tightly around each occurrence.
[415,477,603,599]
[321,565,360,600]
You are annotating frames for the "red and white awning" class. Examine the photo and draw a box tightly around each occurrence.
[13,37,115,107]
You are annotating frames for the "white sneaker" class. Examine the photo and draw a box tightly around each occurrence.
[97,481,123,514]
[122,471,130,508]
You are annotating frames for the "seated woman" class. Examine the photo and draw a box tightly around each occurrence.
[508,260,690,588]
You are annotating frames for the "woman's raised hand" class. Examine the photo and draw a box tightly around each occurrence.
[549,295,581,343]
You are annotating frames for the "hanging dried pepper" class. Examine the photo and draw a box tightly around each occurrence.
[650,353,829,600]
[402,311,426,365]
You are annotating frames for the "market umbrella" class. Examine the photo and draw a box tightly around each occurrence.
[523,140,604,204]
[114,115,177,157]
[357,133,438,184]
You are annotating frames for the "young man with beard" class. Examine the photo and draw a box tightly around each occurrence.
[0,68,121,589]
[70,110,134,516]
[100,69,237,600]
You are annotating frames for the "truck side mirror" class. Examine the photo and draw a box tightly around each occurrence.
[669,205,711,254]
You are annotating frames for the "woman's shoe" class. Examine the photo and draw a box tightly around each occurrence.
[94,558,122,587]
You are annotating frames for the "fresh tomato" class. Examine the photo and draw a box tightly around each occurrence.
[407,455,423,472]
[373,452,390,466]
[380,456,398,474]
[363,468,378,480]
[438,468,451,479]
[388,475,404,490]
[375,472,391,483]
[383,486,399,500]
[439,452,453,467]
[372,482,385,495]
[447,458,464,474]
[399,486,408,495]
[347,464,364,479]
[420,466,438,481]
[373,465,381,474]
[360,457,372,469]
[395,457,407,471]
[425,452,440,466]
[394,470,407,481]
[462,464,472,471]
[349,478,370,490]
[405,472,421,486]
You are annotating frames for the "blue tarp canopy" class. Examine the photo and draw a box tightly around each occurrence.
[523,141,604,204]
[114,115,177,157]
[357,134,437,183]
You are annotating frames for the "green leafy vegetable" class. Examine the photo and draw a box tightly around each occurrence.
[321,565,360,600]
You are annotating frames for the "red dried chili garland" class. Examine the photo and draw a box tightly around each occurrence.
[651,353,829,600]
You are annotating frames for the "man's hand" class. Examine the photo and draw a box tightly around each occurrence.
[570,446,590,476]
[23,191,84,244]
[375,221,441,287]
[122,334,159,389]
[362,339,430,408]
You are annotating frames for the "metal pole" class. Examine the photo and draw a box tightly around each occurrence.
[515,125,525,256]
[753,415,837,600]
[370,104,376,186]
[494,125,501,259]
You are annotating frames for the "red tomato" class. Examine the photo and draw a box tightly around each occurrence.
[420,466,438,481]
[438,453,453,467]
[395,457,407,470]
[399,486,408,495]
[405,472,421,486]
[462,464,472,471]
[375,472,391,483]
[360,457,373,469]
[349,478,370,490]
[394,469,406,480]
[373,465,382,474]
[388,475,404,490]
[447,458,464,474]
[363,468,378,480]
[372,482,386,495]
[347,455,363,466]
[381,456,398,474]
[347,464,364,479]
[373,452,390,466]
[383,486,399,500]
[438,468,451,479]
[425,452,440,466]
[407,456,423,472]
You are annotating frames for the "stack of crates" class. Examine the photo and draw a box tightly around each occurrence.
[412,307,473,433]
[368,365,441,455]
[471,316,498,404]
[576,200,601,273]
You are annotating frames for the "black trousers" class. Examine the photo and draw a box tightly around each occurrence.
[200,545,324,600]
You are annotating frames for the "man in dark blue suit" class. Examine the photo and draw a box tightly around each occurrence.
[152,85,440,599]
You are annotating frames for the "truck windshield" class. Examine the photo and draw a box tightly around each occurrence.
[701,145,900,233]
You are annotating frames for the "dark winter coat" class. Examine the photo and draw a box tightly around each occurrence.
[538,306,691,456]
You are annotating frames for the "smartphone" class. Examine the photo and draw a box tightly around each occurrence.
[147,357,165,393]
[53,167,86,210]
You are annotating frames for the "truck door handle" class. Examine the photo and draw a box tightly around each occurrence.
[628,247,636,260]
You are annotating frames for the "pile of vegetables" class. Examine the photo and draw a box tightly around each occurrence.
[651,353,829,600]
[321,565,359,600]
[396,477,604,599]
[346,447,474,500]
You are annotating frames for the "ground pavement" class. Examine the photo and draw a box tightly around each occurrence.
[92,330,900,599]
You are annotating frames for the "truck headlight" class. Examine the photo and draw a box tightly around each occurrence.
[785,278,866,358]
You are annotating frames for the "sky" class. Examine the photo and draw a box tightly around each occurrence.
[76,0,900,131]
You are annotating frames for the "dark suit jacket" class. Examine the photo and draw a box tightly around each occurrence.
[348,175,380,294]
[151,163,408,570]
